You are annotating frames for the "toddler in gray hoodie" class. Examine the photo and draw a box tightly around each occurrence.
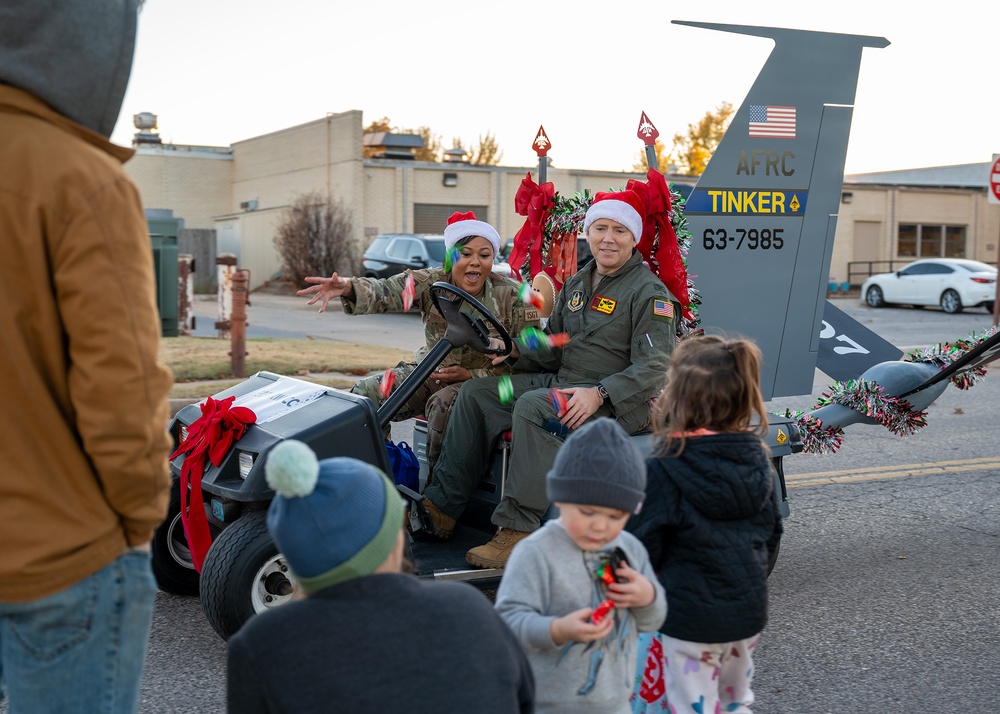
[495,418,666,714]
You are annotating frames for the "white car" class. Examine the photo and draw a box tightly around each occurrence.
[861,258,997,314]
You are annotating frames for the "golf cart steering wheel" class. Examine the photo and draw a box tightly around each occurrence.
[429,281,513,357]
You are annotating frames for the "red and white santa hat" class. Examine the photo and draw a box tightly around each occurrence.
[583,189,645,243]
[443,211,502,255]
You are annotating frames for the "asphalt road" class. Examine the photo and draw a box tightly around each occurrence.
[7,296,997,713]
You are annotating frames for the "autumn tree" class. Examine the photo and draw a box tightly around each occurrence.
[634,102,734,176]
[363,116,445,161]
[671,101,734,176]
[363,118,503,164]
[632,139,673,174]
[469,132,503,165]
[364,117,395,133]
[413,126,443,162]
[274,192,356,285]
[362,116,396,158]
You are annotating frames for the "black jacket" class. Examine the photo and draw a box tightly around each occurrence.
[228,573,535,713]
[627,432,782,643]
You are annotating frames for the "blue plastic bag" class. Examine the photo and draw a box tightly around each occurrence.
[385,440,419,492]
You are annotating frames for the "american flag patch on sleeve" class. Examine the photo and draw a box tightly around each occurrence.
[653,299,674,318]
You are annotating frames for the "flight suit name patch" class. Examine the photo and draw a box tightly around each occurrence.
[590,295,616,314]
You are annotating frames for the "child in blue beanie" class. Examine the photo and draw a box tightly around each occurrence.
[227,441,535,713]
[494,418,666,714]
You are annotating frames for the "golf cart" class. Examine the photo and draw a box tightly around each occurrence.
[153,282,800,641]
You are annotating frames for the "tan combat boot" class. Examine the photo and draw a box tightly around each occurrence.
[465,527,531,569]
[420,496,456,541]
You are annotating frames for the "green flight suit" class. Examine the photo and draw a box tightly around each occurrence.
[424,250,677,531]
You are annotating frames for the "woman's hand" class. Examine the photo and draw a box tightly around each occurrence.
[491,340,519,366]
[297,272,352,314]
[430,365,471,384]
[549,607,615,646]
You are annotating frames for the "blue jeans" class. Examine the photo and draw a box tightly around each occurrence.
[0,550,157,714]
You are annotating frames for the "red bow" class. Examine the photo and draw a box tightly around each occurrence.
[169,395,256,572]
[628,168,692,320]
[508,173,555,279]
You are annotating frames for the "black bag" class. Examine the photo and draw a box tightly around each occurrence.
[385,440,420,492]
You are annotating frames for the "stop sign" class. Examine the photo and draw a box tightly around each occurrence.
[990,155,1000,204]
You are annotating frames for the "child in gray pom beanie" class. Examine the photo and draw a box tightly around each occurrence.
[494,418,666,714]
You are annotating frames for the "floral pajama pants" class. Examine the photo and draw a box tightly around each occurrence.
[631,633,760,714]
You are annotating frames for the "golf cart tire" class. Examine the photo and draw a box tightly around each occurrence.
[151,480,200,596]
[199,509,296,641]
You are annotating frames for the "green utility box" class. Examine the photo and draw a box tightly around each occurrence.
[148,214,182,337]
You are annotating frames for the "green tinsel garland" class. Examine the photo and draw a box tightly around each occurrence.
[814,378,927,437]
[906,324,999,390]
[781,324,999,455]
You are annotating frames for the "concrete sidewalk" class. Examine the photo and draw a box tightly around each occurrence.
[189,291,426,349]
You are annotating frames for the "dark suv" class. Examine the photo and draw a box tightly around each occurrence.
[361,233,446,279]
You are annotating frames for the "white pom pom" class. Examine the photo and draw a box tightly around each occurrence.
[265,440,319,498]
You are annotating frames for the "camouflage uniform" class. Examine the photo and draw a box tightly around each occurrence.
[344,267,540,466]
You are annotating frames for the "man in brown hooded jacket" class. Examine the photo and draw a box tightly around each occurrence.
[0,1,173,711]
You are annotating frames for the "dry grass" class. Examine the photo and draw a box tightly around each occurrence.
[161,336,411,399]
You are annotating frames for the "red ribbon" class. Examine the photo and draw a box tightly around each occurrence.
[628,168,692,320]
[169,395,256,572]
[508,173,555,280]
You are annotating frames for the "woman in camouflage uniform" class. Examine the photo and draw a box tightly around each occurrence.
[298,212,540,470]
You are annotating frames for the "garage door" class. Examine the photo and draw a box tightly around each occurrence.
[414,204,488,234]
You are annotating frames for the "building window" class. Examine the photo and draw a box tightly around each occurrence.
[898,224,917,257]
[897,224,965,259]
[944,226,965,257]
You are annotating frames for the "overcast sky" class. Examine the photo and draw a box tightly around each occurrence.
[113,0,1000,176]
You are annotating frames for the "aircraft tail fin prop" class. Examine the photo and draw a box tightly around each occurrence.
[674,21,889,400]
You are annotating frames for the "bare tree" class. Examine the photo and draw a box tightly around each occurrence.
[274,192,355,285]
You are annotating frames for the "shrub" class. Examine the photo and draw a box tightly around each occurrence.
[274,192,356,285]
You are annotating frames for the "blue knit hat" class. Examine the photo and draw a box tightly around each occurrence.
[265,441,405,594]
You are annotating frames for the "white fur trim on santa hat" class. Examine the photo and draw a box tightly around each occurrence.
[583,190,644,243]
[443,212,501,255]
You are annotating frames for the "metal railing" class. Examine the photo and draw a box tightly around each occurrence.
[847,259,997,287]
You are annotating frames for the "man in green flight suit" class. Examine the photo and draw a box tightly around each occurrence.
[421,189,678,568]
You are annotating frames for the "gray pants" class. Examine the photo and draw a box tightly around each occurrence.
[423,374,612,532]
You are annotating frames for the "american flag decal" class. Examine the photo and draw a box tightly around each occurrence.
[653,300,674,318]
[748,105,796,139]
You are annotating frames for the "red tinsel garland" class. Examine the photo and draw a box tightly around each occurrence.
[169,395,256,571]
